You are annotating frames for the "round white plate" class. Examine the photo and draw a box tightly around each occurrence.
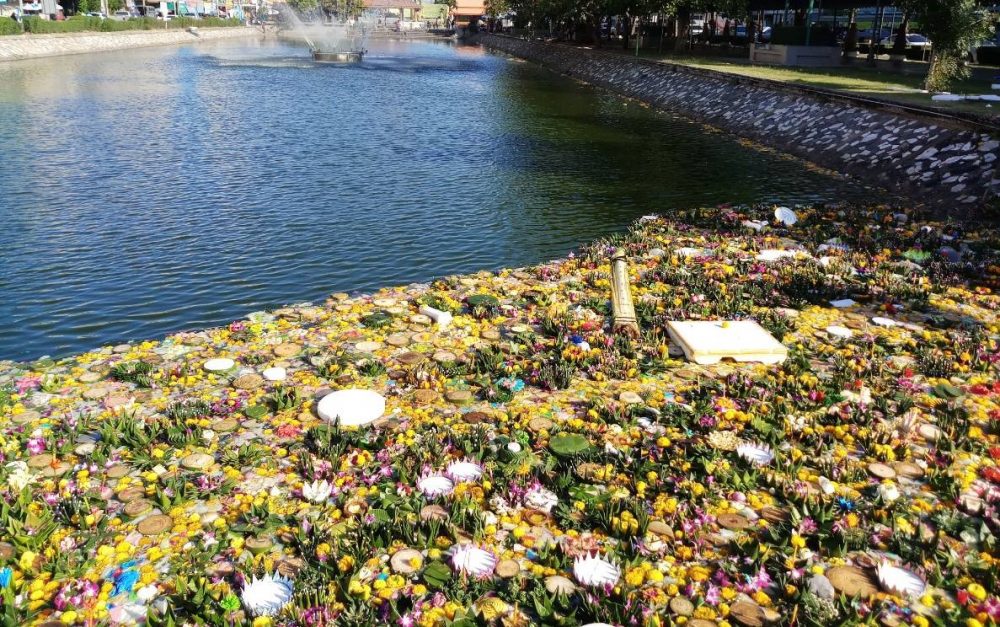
[317,389,386,426]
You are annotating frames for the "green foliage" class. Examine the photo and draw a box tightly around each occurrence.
[22,15,243,34]
[915,0,990,91]
[110,360,154,388]
[0,19,21,36]
[548,432,591,456]
[286,0,319,11]
[422,560,452,589]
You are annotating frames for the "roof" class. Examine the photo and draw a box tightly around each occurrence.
[452,0,483,16]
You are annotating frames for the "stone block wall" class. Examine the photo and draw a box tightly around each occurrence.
[0,27,257,62]
[476,33,1000,211]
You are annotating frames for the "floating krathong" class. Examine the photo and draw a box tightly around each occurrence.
[573,553,621,587]
[240,573,294,617]
[451,545,497,578]
[523,486,559,514]
[417,473,454,498]
[736,441,775,466]
[446,458,484,483]
[876,562,926,597]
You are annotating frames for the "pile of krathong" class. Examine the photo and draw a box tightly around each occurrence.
[0,203,997,626]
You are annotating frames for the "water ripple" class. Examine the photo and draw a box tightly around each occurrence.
[0,38,867,361]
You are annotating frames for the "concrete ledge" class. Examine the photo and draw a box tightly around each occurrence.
[474,33,1000,210]
[0,27,260,62]
[750,44,841,67]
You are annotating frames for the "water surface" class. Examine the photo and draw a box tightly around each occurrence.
[0,38,867,361]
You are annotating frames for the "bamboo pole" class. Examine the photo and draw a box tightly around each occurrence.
[610,248,639,337]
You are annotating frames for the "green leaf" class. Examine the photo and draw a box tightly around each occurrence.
[245,405,268,419]
[466,294,500,308]
[933,383,963,399]
[422,560,452,589]
[549,432,591,457]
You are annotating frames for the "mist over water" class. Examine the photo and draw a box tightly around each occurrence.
[0,39,868,361]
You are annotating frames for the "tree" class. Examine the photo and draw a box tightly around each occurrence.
[286,0,319,11]
[842,8,859,60]
[108,0,123,10]
[913,0,989,91]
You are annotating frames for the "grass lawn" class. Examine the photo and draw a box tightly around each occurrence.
[635,52,1000,117]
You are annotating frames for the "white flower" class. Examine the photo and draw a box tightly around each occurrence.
[136,584,160,603]
[523,486,559,514]
[451,545,496,578]
[818,476,836,495]
[5,461,35,492]
[302,480,333,503]
[876,562,925,597]
[241,573,293,617]
[573,553,620,587]
[506,442,522,453]
[878,482,900,503]
[736,442,774,466]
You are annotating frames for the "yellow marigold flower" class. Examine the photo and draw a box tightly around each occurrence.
[967,583,987,602]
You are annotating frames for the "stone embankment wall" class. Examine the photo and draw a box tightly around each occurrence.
[0,27,258,62]
[476,33,1000,210]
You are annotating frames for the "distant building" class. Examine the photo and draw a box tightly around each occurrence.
[420,2,447,26]
[364,0,421,23]
[452,0,483,25]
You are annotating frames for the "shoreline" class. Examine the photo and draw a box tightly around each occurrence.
[474,33,1000,212]
[0,26,261,62]
[0,203,997,625]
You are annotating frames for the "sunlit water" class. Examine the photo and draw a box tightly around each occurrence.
[0,38,869,361]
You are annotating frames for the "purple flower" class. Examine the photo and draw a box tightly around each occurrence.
[26,437,45,455]
[15,376,41,394]
[798,517,818,535]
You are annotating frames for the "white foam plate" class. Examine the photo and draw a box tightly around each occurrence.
[317,389,386,426]
[826,325,853,339]
[262,367,286,382]
[204,358,235,372]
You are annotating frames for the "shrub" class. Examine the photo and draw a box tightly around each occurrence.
[22,15,242,34]
[0,18,22,36]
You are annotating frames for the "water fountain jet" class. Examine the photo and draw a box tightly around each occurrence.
[280,6,368,63]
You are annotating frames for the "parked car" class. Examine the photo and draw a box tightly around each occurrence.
[112,9,130,19]
[879,33,931,51]
[84,11,106,17]
[856,27,891,46]
[761,25,772,42]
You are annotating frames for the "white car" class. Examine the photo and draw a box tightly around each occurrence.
[113,9,130,19]
[879,33,931,50]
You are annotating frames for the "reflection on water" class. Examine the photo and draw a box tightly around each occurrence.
[0,39,867,361]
